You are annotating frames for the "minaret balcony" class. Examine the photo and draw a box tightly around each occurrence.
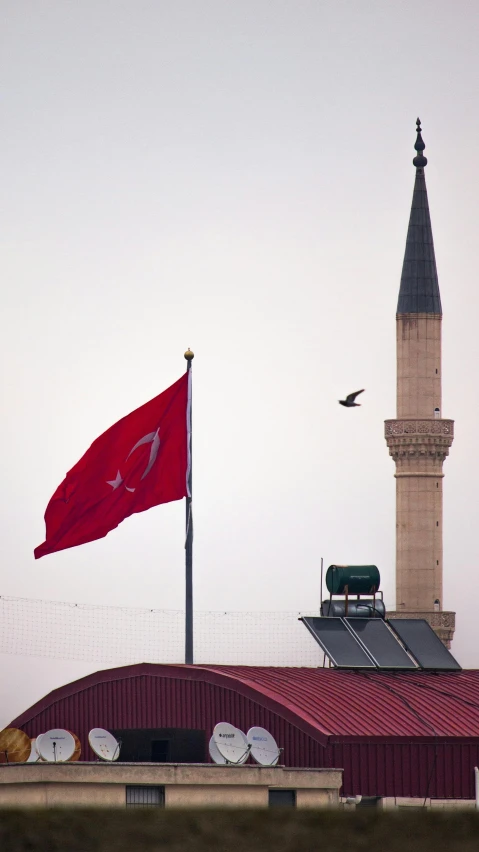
[384,419,454,463]
[385,418,454,438]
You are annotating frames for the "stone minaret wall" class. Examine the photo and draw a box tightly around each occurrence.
[385,122,455,648]
[397,314,441,419]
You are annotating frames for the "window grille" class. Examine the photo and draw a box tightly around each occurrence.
[126,785,165,808]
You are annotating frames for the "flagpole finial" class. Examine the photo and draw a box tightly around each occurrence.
[184,348,194,361]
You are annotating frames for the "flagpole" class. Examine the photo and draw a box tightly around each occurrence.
[184,348,194,665]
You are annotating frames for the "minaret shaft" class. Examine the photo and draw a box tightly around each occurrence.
[394,427,444,612]
[397,315,441,418]
[395,314,444,611]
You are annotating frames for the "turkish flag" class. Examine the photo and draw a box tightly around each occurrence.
[34,373,190,559]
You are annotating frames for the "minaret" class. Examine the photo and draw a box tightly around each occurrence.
[385,120,455,647]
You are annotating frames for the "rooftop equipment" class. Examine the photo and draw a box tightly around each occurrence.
[211,722,249,764]
[301,616,461,671]
[322,599,386,619]
[322,564,384,619]
[210,723,282,766]
[88,728,121,761]
[208,735,227,764]
[326,565,380,596]
[0,728,31,764]
[246,727,281,766]
[388,619,461,671]
[36,729,76,762]
[26,739,40,763]
[69,731,82,762]
[34,734,45,760]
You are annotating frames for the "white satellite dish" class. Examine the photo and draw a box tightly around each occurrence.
[247,727,281,766]
[37,729,75,763]
[212,722,249,764]
[88,728,120,762]
[208,735,227,765]
[26,739,39,763]
[35,734,45,759]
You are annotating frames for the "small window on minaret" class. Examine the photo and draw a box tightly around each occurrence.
[436,521,439,526]
[434,408,440,419]
[436,368,438,374]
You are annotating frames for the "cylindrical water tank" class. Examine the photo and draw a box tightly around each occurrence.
[325,565,380,595]
[321,599,385,619]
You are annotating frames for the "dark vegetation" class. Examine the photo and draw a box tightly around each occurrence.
[1,808,479,852]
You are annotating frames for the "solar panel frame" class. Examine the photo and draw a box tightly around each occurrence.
[344,618,418,670]
[300,617,376,668]
[387,619,461,671]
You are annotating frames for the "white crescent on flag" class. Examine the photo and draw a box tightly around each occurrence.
[106,429,161,493]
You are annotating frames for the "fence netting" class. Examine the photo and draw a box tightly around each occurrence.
[0,595,326,667]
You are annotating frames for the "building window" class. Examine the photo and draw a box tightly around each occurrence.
[268,789,296,807]
[126,786,165,808]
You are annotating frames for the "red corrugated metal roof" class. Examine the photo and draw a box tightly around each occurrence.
[10,664,479,741]
[202,666,479,738]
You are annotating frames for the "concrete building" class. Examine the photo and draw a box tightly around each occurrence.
[6,663,479,804]
[0,762,340,809]
[385,119,455,646]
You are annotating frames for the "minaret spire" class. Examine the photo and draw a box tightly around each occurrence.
[397,119,441,315]
[385,120,455,648]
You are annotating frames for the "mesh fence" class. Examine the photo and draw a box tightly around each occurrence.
[0,595,326,667]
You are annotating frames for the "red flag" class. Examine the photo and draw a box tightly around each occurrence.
[34,373,190,559]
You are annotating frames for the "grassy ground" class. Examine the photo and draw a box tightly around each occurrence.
[1,808,479,852]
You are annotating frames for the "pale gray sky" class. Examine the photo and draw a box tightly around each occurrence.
[2,0,479,727]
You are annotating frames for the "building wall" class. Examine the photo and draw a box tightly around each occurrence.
[165,785,266,808]
[329,740,479,800]
[296,789,333,808]
[0,763,342,809]
[381,797,476,811]
[0,781,124,808]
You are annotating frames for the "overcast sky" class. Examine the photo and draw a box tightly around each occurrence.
[2,0,479,727]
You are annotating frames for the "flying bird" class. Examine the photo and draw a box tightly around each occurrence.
[339,389,364,408]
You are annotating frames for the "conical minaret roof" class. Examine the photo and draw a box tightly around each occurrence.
[397,119,442,314]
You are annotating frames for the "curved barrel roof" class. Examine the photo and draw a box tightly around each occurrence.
[11,663,479,741]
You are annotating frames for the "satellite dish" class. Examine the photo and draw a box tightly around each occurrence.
[0,728,31,764]
[247,727,281,766]
[208,735,227,765]
[35,734,45,759]
[212,723,249,764]
[88,728,120,762]
[26,739,40,763]
[67,731,81,762]
[37,729,75,763]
